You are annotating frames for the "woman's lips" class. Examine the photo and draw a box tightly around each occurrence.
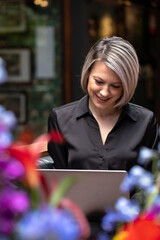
[96,95,110,103]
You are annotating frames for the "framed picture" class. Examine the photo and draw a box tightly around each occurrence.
[0,48,31,84]
[0,91,27,124]
[0,0,26,33]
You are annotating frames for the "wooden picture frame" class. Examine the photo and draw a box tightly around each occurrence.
[0,0,26,33]
[0,91,27,124]
[0,48,31,84]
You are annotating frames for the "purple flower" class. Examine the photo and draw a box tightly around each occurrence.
[0,187,30,235]
[0,188,30,215]
[0,217,14,236]
[9,191,30,213]
[0,236,10,240]
[1,158,25,181]
[146,194,160,218]
[16,206,81,240]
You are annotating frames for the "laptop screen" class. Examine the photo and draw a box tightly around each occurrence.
[37,169,129,219]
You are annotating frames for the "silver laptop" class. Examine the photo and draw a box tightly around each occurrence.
[38,169,129,218]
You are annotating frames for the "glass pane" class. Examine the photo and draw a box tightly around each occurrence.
[0,0,63,141]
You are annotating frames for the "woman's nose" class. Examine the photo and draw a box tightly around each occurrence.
[99,86,110,96]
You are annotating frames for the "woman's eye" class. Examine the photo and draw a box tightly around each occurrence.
[112,85,121,89]
[95,80,103,84]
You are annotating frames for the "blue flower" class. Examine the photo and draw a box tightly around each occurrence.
[130,165,145,178]
[115,197,140,222]
[101,198,140,234]
[137,171,154,190]
[97,232,111,240]
[120,166,144,192]
[0,131,13,150]
[101,209,119,232]
[0,106,17,151]
[16,206,81,240]
[120,166,154,193]
[0,106,17,131]
[137,147,155,165]
[120,174,137,192]
[0,57,8,84]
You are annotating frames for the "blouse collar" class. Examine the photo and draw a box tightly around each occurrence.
[75,94,137,122]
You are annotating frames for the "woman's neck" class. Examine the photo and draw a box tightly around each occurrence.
[89,98,121,119]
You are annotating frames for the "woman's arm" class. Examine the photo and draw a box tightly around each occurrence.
[48,110,68,169]
[144,113,159,149]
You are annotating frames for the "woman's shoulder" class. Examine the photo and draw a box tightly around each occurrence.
[48,100,80,128]
[50,100,79,120]
[127,102,155,122]
[54,100,79,112]
[128,103,153,113]
[50,95,88,118]
[48,95,88,129]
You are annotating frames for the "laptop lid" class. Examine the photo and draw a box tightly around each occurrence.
[38,169,129,218]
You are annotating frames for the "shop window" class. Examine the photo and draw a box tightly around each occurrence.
[0,0,63,140]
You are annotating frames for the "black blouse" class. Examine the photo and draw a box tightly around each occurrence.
[48,95,159,171]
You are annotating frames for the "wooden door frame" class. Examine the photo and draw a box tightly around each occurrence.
[63,0,72,103]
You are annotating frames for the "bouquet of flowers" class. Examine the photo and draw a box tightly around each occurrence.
[99,143,160,240]
[0,105,91,240]
[0,58,90,240]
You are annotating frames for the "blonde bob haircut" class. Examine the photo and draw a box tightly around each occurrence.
[81,36,139,108]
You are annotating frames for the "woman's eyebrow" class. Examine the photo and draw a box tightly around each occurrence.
[92,75,122,84]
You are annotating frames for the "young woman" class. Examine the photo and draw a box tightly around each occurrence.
[48,36,159,170]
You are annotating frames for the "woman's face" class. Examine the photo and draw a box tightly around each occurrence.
[87,61,123,112]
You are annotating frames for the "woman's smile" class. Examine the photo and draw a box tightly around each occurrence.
[96,94,111,103]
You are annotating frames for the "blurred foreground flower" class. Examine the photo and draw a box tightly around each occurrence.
[16,206,81,240]
[100,142,160,240]
[0,57,8,84]
[0,104,90,240]
[113,215,160,240]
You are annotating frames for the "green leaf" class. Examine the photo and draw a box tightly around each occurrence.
[152,155,159,177]
[29,187,40,209]
[49,176,76,206]
[145,183,159,209]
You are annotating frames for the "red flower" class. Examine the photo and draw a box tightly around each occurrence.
[8,131,65,188]
[116,215,160,240]
[49,131,65,144]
